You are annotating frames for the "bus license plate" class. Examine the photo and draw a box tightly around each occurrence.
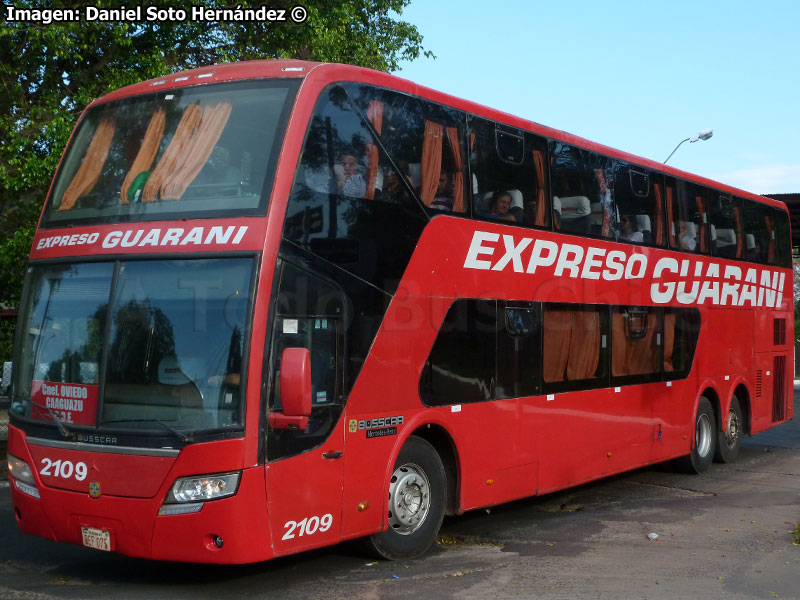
[81,527,111,551]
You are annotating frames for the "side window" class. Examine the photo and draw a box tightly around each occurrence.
[550,142,617,240]
[542,304,608,393]
[708,193,744,260]
[743,199,777,265]
[773,207,792,268]
[420,299,496,406]
[284,84,427,293]
[469,117,550,228]
[666,178,708,254]
[497,302,541,398]
[350,86,468,216]
[267,261,345,460]
[611,307,662,384]
[663,308,701,379]
[613,167,664,246]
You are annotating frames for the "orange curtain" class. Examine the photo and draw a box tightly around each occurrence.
[611,313,628,377]
[533,150,547,226]
[446,126,464,213]
[629,313,658,375]
[696,195,707,252]
[120,109,166,204]
[59,114,116,211]
[567,311,600,380]
[653,184,665,245]
[663,312,676,372]
[143,103,202,202]
[733,205,744,258]
[666,185,676,247]
[420,121,443,207]
[765,215,775,264]
[162,102,232,200]
[613,312,658,377]
[543,310,572,382]
[364,100,384,201]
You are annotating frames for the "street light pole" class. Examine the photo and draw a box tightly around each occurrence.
[664,129,713,164]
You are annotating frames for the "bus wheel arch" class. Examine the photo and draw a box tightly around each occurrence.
[366,434,447,560]
[733,383,752,436]
[411,423,460,516]
[701,386,722,437]
[675,394,716,474]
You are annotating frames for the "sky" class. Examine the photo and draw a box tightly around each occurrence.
[395,0,800,195]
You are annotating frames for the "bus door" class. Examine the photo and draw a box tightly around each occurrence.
[264,261,347,556]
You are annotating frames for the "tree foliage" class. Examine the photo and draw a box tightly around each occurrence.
[0,0,431,312]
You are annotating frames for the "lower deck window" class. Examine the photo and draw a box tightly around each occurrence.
[419,300,699,405]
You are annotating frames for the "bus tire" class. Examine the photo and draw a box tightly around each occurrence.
[366,436,446,560]
[714,395,743,464]
[675,396,716,474]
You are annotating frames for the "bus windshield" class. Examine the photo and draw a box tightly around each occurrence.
[12,258,253,439]
[43,80,296,227]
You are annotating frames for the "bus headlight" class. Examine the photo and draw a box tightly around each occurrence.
[8,453,40,499]
[7,453,35,485]
[166,472,240,503]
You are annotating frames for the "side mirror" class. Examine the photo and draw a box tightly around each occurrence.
[269,347,312,430]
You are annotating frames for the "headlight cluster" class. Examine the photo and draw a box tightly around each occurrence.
[169,472,240,503]
[158,472,240,516]
[7,453,40,499]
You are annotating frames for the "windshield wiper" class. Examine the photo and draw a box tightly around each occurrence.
[27,398,75,441]
[103,419,192,442]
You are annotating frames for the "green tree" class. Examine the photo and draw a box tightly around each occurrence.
[0,0,431,361]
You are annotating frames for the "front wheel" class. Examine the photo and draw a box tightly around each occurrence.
[366,436,446,560]
[714,395,743,463]
[676,396,716,474]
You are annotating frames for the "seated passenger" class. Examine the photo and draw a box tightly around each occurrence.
[555,195,591,234]
[335,153,367,198]
[677,221,697,251]
[620,215,643,242]
[430,172,454,211]
[478,191,519,223]
[379,164,413,203]
[715,228,738,258]
[636,214,653,244]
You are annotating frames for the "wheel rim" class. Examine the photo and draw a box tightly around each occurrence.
[725,409,740,449]
[696,413,712,457]
[388,463,431,535]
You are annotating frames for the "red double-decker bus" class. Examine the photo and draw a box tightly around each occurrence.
[6,60,793,563]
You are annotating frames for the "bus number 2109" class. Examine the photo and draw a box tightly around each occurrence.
[40,458,88,481]
[282,514,334,540]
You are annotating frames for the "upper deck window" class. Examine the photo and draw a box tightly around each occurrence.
[44,80,297,227]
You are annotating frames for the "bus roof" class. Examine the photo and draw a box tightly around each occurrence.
[93,59,785,213]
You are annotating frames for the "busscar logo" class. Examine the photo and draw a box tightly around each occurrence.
[348,415,404,436]
[357,416,404,430]
[351,415,404,439]
[76,434,117,445]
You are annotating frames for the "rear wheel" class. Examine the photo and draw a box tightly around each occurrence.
[714,395,743,463]
[366,436,446,560]
[676,396,716,474]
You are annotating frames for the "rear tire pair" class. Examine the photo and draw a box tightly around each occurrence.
[677,395,743,473]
